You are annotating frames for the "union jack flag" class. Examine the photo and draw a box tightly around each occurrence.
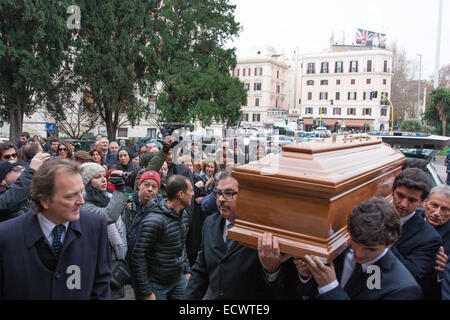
[356,29,386,48]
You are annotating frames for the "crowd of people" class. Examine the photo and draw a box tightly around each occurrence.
[0,131,449,300]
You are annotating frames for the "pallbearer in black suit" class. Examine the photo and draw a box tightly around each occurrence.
[389,168,442,291]
[419,184,450,299]
[295,197,421,300]
[185,167,293,300]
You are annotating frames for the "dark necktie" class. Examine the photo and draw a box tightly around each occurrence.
[52,224,65,257]
[225,223,235,249]
[343,262,364,291]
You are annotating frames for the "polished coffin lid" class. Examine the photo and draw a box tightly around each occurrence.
[228,135,405,263]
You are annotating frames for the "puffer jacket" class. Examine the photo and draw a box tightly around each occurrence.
[0,168,35,223]
[130,194,191,298]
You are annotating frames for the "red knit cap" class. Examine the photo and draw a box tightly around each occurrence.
[138,170,161,188]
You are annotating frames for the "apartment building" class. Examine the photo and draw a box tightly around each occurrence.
[233,46,290,128]
[299,45,393,131]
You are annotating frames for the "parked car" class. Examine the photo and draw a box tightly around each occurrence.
[374,132,450,187]
[267,135,295,147]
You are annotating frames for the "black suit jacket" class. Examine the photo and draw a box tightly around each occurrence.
[417,209,450,299]
[391,212,442,285]
[443,261,450,299]
[185,213,291,300]
[298,248,421,300]
[0,211,111,299]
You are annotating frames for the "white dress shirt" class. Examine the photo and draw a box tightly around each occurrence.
[37,213,70,246]
[400,211,416,226]
[317,247,389,295]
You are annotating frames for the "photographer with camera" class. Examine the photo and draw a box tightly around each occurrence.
[0,152,50,222]
[133,135,193,193]
[79,162,130,299]
[112,147,140,192]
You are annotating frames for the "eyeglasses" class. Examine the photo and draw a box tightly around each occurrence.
[2,153,17,160]
[12,166,24,173]
[213,190,238,200]
[58,148,68,151]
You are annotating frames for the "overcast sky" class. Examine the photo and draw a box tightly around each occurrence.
[227,0,449,79]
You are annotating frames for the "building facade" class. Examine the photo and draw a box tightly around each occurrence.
[299,46,393,132]
[233,46,290,128]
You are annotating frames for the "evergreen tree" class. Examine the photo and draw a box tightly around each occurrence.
[424,88,450,136]
[71,0,154,142]
[0,0,69,142]
[147,0,246,127]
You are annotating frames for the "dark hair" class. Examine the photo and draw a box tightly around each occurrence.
[215,167,236,184]
[393,168,431,201]
[401,159,427,172]
[57,141,73,159]
[89,149,105,165]
[30,159,81,213]
[348,197,401,246]
[20,132,30,139]
[23,142,42,160]
[166,174,189,200]
[50,138,59,145]
[0,142,18,158]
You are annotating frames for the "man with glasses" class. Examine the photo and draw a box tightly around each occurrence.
[0,142,19,162]
[0,152,49,222]
[186,167,293,299]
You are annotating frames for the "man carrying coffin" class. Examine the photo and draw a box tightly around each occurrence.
[295,197,421,300]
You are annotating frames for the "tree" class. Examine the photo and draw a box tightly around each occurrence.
[0,1,70,142]
[389,41,419,124]
[399,119,422,132]
[71,0,155,142]
[424,88,450,136]
[147,0,246,127]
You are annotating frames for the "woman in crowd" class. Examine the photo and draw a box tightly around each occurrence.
[198,157,219,195]
[131,153,140,165]
[90,149,107,170]
[114,147,140,191]
[139,144,147,155]
[57,141,73,160]
[79,162,129,299]
[158,161,168,193]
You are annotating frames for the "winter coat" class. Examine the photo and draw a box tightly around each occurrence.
[130,194,191,298]
[0,167,35,223]
[113,160,140,190]
[81,190,128,260]
[81,189,128,224]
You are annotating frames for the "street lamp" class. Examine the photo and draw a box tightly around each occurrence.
[417,54,422,119]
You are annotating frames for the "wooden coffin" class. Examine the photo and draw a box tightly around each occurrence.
[228,135,405,263]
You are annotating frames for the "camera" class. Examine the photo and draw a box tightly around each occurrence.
[159,122,193,137]
[122,171,131,179]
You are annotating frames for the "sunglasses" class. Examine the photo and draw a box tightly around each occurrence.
[2,153,17,160]
[58,148,68,151]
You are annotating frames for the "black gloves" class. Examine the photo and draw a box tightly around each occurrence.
[109,174,125,192]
